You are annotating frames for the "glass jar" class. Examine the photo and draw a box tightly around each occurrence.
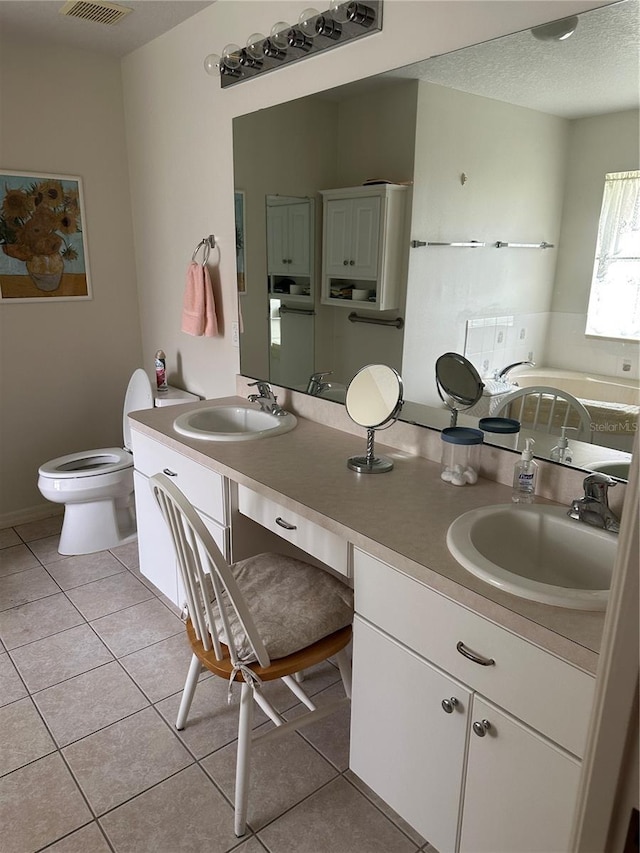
[440,427,483,486]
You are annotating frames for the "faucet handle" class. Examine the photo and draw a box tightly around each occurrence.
[583,472,617,500]
[248,380,272,396]
[309,371,333,381]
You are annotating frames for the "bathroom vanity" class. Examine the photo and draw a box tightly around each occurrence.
[129,397,604,853]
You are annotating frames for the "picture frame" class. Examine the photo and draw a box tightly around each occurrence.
[0,170,92,302]
[234,189,246,294]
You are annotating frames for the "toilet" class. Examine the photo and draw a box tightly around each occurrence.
[37,369,197,556]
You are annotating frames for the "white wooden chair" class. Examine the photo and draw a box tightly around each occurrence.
[150,473,353,837]
[494,385,592,441]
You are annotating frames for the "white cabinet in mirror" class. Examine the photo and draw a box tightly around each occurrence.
[233,1,639,474]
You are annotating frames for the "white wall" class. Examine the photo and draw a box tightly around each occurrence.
[548,109,640,379]
[121,0,604,405]
[0,40,142,522]
[402,81,567,406]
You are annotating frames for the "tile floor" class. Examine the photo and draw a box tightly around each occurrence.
[0,516,437,853]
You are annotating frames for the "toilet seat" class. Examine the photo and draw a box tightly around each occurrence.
[38,447,132,479]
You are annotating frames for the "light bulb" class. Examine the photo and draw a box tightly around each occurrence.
[329,0,350,23]
[270,21,290,51]
[203,53,222,76]
[246,33,266,60]
[222,43,242,70]
[298,8,320,38]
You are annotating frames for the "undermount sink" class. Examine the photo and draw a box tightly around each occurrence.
[173,406,297,442]
[446,503,617,610]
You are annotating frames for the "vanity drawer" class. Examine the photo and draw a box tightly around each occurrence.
[132,433,226,525]
[238,485,350,578]
[354,549,595,757]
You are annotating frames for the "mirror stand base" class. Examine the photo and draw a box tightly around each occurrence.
[347,454,394,474]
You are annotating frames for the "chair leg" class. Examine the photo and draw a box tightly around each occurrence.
[176,653,201,730]
[234,680,255,837]
[335,647,352,700]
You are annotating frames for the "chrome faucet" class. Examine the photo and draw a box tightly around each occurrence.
[496,360,535,383]
[568,473,620,533]
[247,381,287,416]
[306,371,334,396]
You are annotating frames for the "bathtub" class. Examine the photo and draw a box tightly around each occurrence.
[507,367,638,451]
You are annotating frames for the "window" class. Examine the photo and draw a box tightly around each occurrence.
[585,170,640,340]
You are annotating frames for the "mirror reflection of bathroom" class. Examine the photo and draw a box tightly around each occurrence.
[345,364,403,473]
[435,353,484,427]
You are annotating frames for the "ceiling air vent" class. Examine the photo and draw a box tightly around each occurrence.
[59,0,133,26]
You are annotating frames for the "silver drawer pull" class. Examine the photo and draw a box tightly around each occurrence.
[473,719,492,737]
[456,641,495,667]
[441,697,459,714]
[163,468,178,477]
[275,517,297,531]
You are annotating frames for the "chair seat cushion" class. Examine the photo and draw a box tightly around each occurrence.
[212,553,353,661]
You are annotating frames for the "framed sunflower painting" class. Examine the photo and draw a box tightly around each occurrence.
[0,171,92,302]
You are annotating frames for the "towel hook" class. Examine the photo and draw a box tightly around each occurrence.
[192,235,216,264]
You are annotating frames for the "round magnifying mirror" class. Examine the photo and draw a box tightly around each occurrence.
[435,353,484,427]
[345,364,403,473]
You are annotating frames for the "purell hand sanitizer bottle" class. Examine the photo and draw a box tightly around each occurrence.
[512,438,538,503]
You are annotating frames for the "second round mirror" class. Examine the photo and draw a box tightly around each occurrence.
[345,364,403,473]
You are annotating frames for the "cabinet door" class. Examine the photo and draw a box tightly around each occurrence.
[133,471,179,605]
[287,203,311,275]
[460,696,581,853]
[324,199,353,276]
[350,195,380,278]
[350,617,470,853]
[266,205,290,275]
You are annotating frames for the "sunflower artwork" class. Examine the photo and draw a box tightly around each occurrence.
[0,171,92,301]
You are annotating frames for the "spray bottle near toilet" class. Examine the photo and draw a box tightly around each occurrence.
[155,350,168,392]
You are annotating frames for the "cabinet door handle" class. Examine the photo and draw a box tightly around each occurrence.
[441,697,459,714]
[163,468,178,477]
[473,719,492,737]
[349,259,355,265]
[275,517,297,531]
[456,641,495,667]
[343,260,349,266]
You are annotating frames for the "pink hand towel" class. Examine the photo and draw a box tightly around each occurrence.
[181,261,219,337]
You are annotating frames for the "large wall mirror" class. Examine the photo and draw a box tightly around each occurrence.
[234,0,639,479]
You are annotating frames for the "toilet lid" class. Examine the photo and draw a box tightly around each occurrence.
[123,368,153,450]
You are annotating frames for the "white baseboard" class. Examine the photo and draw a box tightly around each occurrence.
[0,505,63,530]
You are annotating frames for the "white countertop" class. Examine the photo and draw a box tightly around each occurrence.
[130,396,607,674]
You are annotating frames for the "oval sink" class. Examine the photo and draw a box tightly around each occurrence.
[446,504,617,610]
[586,459,631,480]
[173,406,297,442]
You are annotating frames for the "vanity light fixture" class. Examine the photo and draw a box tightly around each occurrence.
[204,1,382,88]
[531,15,578,42]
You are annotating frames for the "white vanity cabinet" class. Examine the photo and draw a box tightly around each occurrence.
[350,549,594,853]
[320,184,408,310]
[131,432,229,607]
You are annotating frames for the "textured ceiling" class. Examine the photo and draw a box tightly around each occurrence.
[0,0,214,57]
[389,0,639,119]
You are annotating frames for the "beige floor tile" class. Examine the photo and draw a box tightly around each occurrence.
[0,651,28,705]
[109,541,140,570]
[0,697,56,776]
[27,534,67,565]
[0,543,41,577]
[155,674,268,760]
[63,706,193,815]
[119,632,194,702]
[284,681,351,771]
[45,550,127,590]
[0,528,21,549]
[34,661,148,747]
[201,729,338,832]
[100,764,238,853]
[0,566,60,612]
[90,597,184,657]
[66,571,153,621]
[258,776,419,853]
[14,515,63,543]
[344,769,427,847]
[233,839,268,853]
[11,623,114,692]
[0,753,92,853]
[42,822,112,853]
[0,592,84,650]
